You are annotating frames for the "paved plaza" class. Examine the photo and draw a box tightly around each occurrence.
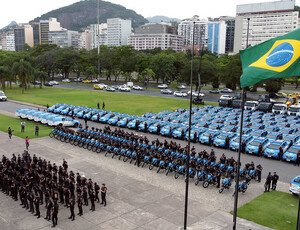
[0,131,276,230]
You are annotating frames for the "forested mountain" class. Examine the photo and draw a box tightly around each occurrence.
[31,0,148,31]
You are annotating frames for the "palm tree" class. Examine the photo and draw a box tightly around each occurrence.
[12,59,34,94]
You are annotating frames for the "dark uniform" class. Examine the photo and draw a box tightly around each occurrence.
[264,172,272,192]
[68,198,75,220]
[94,183,100,203]
[90,190,95,211]
[77,195,83,216]
[271,172,279,190]
[45,199,53,221]
[34,195,40,218]
[28,190,34,214]
[52,201,59,227]
[101,184,107,206]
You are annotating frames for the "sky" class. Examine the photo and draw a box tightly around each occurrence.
[1,0,300,29]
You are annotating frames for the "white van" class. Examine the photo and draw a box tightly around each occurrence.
[0,91,7,101]
[244,101,258,111]
[272,104,287,114]
[288,105,300,116]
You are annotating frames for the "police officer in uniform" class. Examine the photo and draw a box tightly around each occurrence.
[52,201,59,227]
[90,189,95,211]
[28,190,34,214]
[45,199,53,221]
[77,194,83,216]
[101,183,107,206]
[34,194,40,218]
[68,197,75,221]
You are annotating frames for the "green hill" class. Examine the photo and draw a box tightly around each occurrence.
[31,0,148,31]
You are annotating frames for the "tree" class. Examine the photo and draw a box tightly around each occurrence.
[150,53,176,83]
[35,49,58,78]
[12,59,34,93]
[263,79,282,93]
[55,47,79,78]
[0,66,9,91]
[84,66,98,78]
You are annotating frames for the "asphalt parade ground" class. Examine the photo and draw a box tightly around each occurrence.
[0,100,295,229]
[0,131,274,230]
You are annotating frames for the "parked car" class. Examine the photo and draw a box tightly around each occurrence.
[49,81,59,85]
[289,175,300,195]
[220,88,233,93]
[106,87,116,92]
[44,83,53,87]
[82,79,91,83]
[179,85,186,89]
[220,95,233,100]
[62,79,71,83]
[245,137,270,155]
[174,91,187,97]
[91,79,99,83]
[74,78,82,82]
[93,84,104,90]
[283,144,300,162]
[132,85,143,90]
[47,116,80,127]
[209,89,220,94]
[0,90,7,101]
[120,86,131,92]
[161,89,173,94]
[229,135,254,151]
[158,84,168,89]
[263,140,289,159]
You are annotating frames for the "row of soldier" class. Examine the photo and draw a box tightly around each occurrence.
[0,150,107,228]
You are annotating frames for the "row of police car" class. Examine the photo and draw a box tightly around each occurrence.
[15,109,80,127]
[46,103,300,163]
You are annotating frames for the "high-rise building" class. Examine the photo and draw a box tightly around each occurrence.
[78,30,91,50]
[48,30,79,49]
[128,22,183,52]
[40,18,62,44]
[234,0,299,53]
[220,16,235,54]
[14,24,33,52]
[178,16,208,47]
[0,32,15,51]
[89,23,107,50]
[107,18,132,46]
[32,22,41,45]
[207,21,226,54]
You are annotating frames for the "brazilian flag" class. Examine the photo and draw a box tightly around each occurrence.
[240,28,300,88]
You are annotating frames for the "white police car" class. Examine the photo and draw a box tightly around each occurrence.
[0,91,7,101]
[289,175,300,195]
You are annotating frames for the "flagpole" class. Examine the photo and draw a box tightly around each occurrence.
[232,88,246,230]
[182,19,195,230]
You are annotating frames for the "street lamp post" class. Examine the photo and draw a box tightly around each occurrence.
[97,0,100,79]
[182,20,196,230]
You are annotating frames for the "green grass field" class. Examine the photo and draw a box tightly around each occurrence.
[5,87,217,115]
[0,114,53,139]
[237,191,299,230]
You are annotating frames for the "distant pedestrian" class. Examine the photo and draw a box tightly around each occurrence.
[21,121,25,132]
[25,136,29,150]
[97,102,100,109]
[264,172,272,192]
[295,150,300,166]
[35,125,39,136]
[8,127,13,139]
[271,172,279,190]
[84,116,88,128]
[102,102,105,110]
[101,183,107,206]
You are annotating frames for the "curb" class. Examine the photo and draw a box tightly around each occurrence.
[7,99,47,109]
